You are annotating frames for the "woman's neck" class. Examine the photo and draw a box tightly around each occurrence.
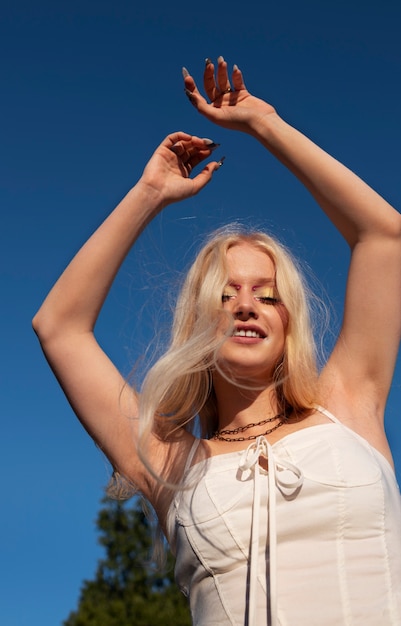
[213,372,280,431]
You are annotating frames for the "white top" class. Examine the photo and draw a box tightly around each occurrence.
[166,407,401,625]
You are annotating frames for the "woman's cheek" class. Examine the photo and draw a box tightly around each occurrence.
[216,308,234,337]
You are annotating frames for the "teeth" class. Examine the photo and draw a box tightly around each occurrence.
[233,330,262,338]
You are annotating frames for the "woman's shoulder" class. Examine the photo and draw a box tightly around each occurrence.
[316,376,394,468]
[147,428,199,483]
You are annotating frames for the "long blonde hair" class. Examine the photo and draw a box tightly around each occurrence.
[107,224,324,553]
[137,224,320,449]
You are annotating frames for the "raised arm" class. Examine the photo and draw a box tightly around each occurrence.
[33,132,220,499]
[184,58,401,424]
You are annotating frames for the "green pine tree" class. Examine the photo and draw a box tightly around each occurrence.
[64,498,191,626]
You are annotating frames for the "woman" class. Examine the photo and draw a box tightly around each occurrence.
[33,57,401,625]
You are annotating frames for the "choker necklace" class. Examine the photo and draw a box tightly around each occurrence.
[212,412,286,442]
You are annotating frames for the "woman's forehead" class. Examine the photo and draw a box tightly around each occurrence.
[225,243,276,282]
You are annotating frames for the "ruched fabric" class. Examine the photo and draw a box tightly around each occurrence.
[166,408,401,625]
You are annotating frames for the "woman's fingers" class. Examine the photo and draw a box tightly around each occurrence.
[169,141,196,175]
[190,160,223,194]
[232,64,246,91]
[168,136,222,176]
[164,131,193,149]
[169,141,188,157]
[216,56,231,93]
[204,56,232,101]
[183,59,244,113]
[203,58,219,102]
[201,56,246,103]
[169,136,215,156]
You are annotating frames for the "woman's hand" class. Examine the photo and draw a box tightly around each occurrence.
[139,131,221,208]
[183,57,275,133]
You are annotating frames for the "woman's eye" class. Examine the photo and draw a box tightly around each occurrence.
[222,286,238,302]
[253,286,280,304]
[255,296,280,305]
[222,286,280,304]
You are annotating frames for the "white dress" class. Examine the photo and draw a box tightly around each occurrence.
[165,407,401,625]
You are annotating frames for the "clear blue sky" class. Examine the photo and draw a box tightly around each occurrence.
[1,1,400,624]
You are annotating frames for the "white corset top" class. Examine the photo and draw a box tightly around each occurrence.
[166,407,401,625]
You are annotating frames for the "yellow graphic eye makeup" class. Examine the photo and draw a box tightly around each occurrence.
[222,284,238,302]
[222,284,280,304]
[253,286,280,303]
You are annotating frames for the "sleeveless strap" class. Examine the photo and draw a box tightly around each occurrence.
[314,404,341,424]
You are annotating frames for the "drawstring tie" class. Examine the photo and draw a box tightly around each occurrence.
[239,436,304,626]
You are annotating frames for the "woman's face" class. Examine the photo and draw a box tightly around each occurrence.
[216,243,288,384]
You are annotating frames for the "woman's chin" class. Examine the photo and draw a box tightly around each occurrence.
[214,359,273,389]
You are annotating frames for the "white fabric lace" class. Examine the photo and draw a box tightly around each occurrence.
[239,436,304,625]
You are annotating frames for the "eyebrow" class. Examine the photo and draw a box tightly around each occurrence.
[226,278,276,287]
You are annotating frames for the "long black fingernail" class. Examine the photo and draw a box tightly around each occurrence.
[205,58,213,66]
[217,156,226,167]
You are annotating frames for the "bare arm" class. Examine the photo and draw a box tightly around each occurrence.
[184,58,401,423]
[33,132,219,499]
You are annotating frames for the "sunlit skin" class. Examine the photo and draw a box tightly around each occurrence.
[215,243,288,386]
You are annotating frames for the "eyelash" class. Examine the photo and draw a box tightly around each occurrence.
[222,295,280,305]
[255,296,280,305]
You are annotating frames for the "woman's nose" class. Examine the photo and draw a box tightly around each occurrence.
[233,292,258,320]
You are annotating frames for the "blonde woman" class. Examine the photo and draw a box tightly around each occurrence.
[33,57,401,625]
